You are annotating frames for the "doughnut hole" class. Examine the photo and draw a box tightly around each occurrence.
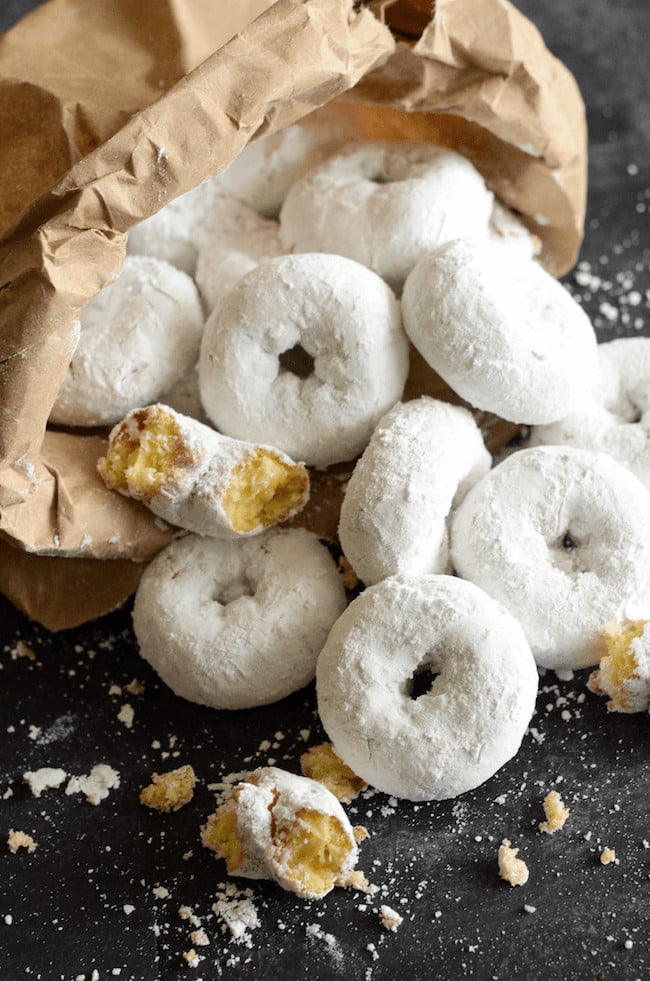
[202,802,244,873]
[98,405,195,500]
[300,743,367,802]
[589,619,647,711]
[215,573,255,606]
[273,809,355,898]
[548,528,591,576]
[405,652,443,701]
[222,449,310,533]
[278,344,315,379]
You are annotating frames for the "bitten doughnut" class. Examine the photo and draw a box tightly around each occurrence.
[98,404,309,538]
[201,767,361,898]
[279,142,494,289]
[195,195,283,314]
[401,238,598,425]
[338,398,491,585]
[316,575,538,801]
[587,620,650,714]
[132,529,346,709]
[198,253,409,468]
[531,337,650,491]
[50,256,204,427]
[451,446,650,670]
[127,182,209,275]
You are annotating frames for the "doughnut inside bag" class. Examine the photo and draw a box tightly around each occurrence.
[0,0,587,629]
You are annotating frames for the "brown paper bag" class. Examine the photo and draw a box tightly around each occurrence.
[0,0,586,627]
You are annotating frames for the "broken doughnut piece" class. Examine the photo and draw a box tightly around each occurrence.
[588,620,650,713]
[498,839,529,887]
[98,404,309,538]
[201,767,362,899]
[539,790,570,834]
[139,765,196,812]
[300,743,367,803]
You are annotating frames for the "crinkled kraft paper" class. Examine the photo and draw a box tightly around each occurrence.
[0,0,586,628]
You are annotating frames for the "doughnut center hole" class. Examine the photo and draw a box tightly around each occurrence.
[562,531,578,552]
[279,344,314,379]
[215,575,255,605]
[627,402,643,423]
[407,661,440,701]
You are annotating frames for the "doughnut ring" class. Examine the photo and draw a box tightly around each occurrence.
[316,575,538,801]
[198,253,409,468]
[279,142,494,289]
[338,397,490,585]
[132,528,346,709]
[451,445,650,669]
[401,238,598,425]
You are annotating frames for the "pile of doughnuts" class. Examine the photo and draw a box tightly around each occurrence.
[53,123,650,842]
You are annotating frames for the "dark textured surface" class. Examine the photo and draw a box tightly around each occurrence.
[1,2,649,980]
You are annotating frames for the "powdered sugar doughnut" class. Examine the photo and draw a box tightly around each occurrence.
[202,767,360,898]
[531,338,650,490]
[316,575,538,801]
[127,183,208,276]
[51,256,204,427]
[488,201,541,259]
[339,398,491,585]
[280,142,494,289]
[401,238,598,424]
[98,404,309,538]
[133,529,346,709]
[451,446,650,670]
[195,195,283,314]
[215,124,346,218]
[198,253,408,468]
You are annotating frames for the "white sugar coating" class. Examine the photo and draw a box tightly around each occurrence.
[158,359,206,423]
[100,404,308,539]
[127,182,208,275]
[65,764,120,805]
[132,529,346,709]
[209,767,358,896]
[23,767,67,797]
[316,575,538,801]
[214,124,347,218]
[338,398,491,585]
[280,142,494,290]
[50,256,204,427]
[401,238,599,425]
[195,195,283,314]
[488,201,541,259]
[198,253,409,468]
[451,446,650,670]
[531,338,650,491]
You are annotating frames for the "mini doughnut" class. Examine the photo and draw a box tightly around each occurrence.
[338,397,491,585]
[132,528,346,709]
[488,201,541,259]
[195,195,283,314]
[587,620,650,714]
[198,253,409,468]
[401,238,598,425]
[50,256,204,427]
[316,574,538,801]
[215,124,346,218]
[279,142,494,289]
[451,446,650,670]
[127,182,208,276]
[201,766,361,898]
[531,338,650,491]
[98,404,309,538]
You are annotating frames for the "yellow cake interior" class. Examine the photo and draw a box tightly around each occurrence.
[139,765,196,813]
[222,449,309,533]
[277,809,352,898]
[589,619,646,711]
[300,743,367,803]
[202,804,244,873]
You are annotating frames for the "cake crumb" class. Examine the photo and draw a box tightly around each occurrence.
[336,869,371,892]
[117,703,135,729]
[524,904,537,914]
[23,767,67,797]
[139,765,196,812]
[337,555,359,590]
[539,790,570,834]
[7,830,37,854]
[379,905,403,932]
[498,839,529,887]
[66,764,120,805]
[15,641,37,661]
[125,678,145,696]
[300,743,367,802]
[190,928,209,946]
[353,825,369,843]
[182,949,201,968]
[600,847,617,865]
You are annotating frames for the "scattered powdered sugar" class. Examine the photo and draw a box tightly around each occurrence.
[212,883,259,945]
[65,764,120,805]
[305,923,344,967]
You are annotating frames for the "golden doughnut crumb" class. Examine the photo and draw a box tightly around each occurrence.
[300,743,367,803]
[379,905,403,932]
[336,868,371,891]
[337,555,359,591]
[588,619,650,712]
[274,808,354,898]
[7,829,37,854]
[222,449,310,532]
[600,847,617,866]
[539,790,570,834]
[498,839,529,887]
[201,798,245,873]
[98,405,194,500]
[353,825,369,844]
[139,764,196,813]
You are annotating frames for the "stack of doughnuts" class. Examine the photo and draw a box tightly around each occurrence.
[49,121,650,835]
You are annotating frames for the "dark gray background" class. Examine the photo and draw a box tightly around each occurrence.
[0,2,649,980]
